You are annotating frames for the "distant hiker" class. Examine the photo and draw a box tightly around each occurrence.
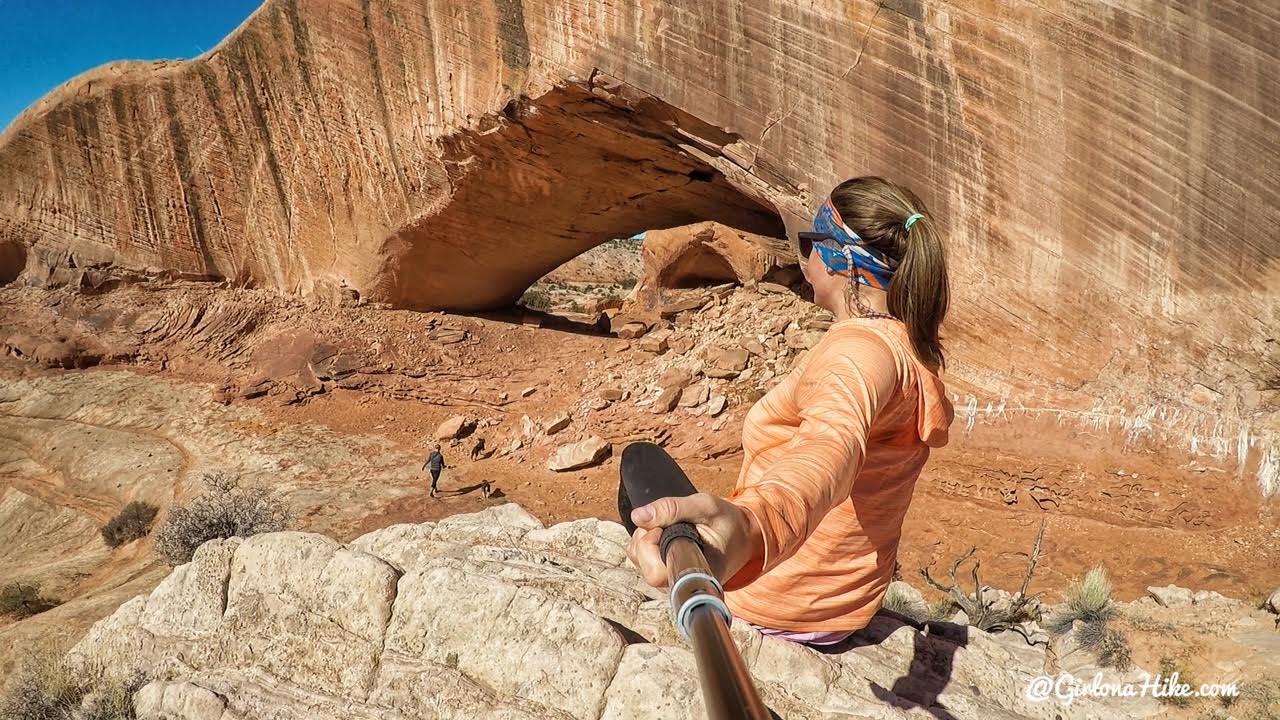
[423,445,446,498]
[625,177,953,648]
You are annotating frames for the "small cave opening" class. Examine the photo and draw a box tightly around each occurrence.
[658,244,740,289]
[0,241,27,287]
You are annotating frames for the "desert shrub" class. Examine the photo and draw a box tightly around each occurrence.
[926,597,956,622]
[153,471,290,566]
[1046,567,1134,671]
[1047,566,1115,634]
[1096,627,1132,671]
[0,583,59,619]
[519,288,552,311]
[881,583,928,623]
[1076,616,1108,648]
[1156,656,1196,708]
[0,652,147,720]
[1230,675,1280,719]
[100,501,159,548]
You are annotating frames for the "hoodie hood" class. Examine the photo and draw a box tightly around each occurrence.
[913,364,954,448]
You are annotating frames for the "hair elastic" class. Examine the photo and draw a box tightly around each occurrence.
[904,212,924,230]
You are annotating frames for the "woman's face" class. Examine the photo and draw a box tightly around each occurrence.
[801,242,844,314]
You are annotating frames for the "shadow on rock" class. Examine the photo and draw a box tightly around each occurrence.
[820,609,969,720]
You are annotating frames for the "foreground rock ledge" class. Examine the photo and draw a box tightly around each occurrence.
[68,505,1154,719]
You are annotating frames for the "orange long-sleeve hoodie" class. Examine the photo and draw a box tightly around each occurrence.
[724,317,954,632]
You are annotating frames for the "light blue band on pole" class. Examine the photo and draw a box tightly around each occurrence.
[904,213,924,230]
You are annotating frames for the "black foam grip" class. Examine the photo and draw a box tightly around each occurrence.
[659,522,700,559]
[617,442,699,534]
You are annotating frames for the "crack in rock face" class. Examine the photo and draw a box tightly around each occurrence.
[66,504,1166,720]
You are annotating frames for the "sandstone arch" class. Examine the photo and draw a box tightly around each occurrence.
[365,80,788,310]
[640,221,790,291]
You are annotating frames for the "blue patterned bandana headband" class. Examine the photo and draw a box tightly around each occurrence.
[810,196,899,290]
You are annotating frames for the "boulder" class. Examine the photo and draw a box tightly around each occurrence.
[708,347,750,372]
[785,326,823,350]
[615,322,649,340]
[33,340,78,368]
[651,388,681,415]
[1266,587,1280,614]
[638,329,673,354]
[601,388,628,402]
[738,337,767,357]
[659,295,708,317]
[704,367,740,380]
[705,395,728,417]
[435,415,475,441]
[657,367,694,391]
[545,413,572,436]
[678,384,710,408]
[1147,584,1194,608]
[1191,589,1226,604]
[548,436,612,472]
[802,314,834,331]
[668,333,695,355]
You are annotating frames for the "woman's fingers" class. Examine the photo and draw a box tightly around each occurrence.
[625,527,670,588]
[630,493,719,530]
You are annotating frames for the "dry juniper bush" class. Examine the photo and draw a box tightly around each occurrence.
[918,519,1047,632]
[153,470,290,566]
[0,582,59,619]
[0,652,147,720]
[100,501,160,548]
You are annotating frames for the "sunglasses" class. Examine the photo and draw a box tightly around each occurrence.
[797,231,836,260]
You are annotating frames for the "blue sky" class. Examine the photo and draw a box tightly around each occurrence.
[0,0,261,131]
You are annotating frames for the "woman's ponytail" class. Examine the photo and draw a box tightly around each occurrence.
[829,177,950,371]
[887,214,949,370]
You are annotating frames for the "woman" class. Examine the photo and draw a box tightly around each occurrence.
[625,177,954,646]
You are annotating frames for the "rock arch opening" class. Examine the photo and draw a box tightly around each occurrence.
[369,75,789,312]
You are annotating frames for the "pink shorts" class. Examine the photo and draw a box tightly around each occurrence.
[743,620,855,647]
